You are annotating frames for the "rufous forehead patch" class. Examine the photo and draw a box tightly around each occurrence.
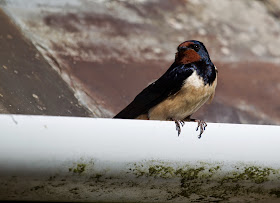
[178,41,194,48]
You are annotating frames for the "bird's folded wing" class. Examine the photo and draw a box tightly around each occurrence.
[114,63,194,119]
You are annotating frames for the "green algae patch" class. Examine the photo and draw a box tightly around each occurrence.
[69,163,87,174]
[148,165,176,178]
[221,166,277,184]
[130,161,222,180]
[129,161,280,202]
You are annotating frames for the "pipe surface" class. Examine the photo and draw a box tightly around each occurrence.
[0,114,280,202]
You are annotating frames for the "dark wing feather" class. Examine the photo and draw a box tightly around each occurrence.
[114,63,194,119]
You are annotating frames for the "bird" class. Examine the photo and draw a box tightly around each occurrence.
[114,40,217,138]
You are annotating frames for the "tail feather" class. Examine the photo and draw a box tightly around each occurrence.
[113,103,139,119]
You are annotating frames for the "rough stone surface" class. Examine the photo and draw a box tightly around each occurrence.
[0,8,91,117]
[1,0,280,122]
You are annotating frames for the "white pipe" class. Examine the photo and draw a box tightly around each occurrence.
[0,114,280,202]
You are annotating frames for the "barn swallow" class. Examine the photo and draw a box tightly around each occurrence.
[114,40,217,138]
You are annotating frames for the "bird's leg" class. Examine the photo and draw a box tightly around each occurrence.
[175,120,185,136]
[169,118,185,136]
[191,118,207,139]
[183,116,207,139]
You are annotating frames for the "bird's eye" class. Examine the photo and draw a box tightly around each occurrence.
[192,44,200,52]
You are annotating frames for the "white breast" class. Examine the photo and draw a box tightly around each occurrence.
[148,71,217,120]
[185,72,205,88]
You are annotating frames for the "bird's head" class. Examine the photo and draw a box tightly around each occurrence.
[175,40,211,64]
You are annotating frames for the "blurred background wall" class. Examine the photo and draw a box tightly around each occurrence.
[1,0,280,125]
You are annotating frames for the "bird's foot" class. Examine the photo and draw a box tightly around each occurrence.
[190,119,207,139]
[173,119,185,136]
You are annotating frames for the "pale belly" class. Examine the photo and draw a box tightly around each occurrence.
[147,72,217,120]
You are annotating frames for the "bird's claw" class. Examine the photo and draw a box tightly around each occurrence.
[174,120,185,136]
[195,120,207,139]
[179,120,185,127]
[173,118,206,138]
